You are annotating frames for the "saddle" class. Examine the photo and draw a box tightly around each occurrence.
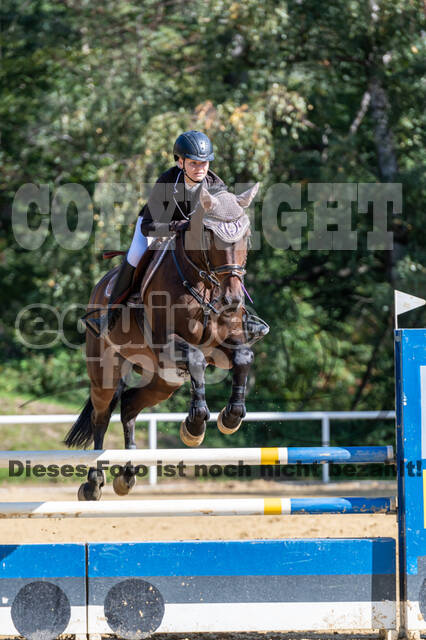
[104,237,173,306]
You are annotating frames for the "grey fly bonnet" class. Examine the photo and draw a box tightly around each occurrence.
[200,184,259,243]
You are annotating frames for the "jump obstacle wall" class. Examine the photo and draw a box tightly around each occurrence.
[0,328,424,640]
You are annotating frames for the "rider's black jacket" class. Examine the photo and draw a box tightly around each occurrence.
[139,166,226,237]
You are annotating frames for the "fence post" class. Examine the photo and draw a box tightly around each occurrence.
[395,328,426,638]
[148,417,157,486]
[322,415,330,483]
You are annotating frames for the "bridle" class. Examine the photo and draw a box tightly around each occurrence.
[199,232,246,284]
[171,227,247,316]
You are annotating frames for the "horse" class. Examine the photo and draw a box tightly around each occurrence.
[65,183,259,500]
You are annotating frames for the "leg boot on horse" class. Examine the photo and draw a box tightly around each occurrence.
[171,339,210,447]
[218,345,254,434]
[112,391,138,496]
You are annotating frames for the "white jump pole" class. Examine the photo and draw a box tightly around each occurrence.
[0,496,395,519]
[0,446,394,468]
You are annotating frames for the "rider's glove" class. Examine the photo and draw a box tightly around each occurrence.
[169,220,190,233]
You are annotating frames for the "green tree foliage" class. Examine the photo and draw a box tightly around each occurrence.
[0,0,424,444]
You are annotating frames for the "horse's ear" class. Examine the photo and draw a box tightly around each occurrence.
[236,182,260,208]
[199,186,219,212]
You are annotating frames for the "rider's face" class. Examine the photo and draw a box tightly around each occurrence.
[178,157,209,183]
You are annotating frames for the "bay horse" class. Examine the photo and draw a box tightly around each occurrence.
[65,183,259,500]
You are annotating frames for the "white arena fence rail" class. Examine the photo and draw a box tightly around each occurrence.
[0,410,395,485]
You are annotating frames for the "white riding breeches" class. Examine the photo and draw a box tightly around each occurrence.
[127,217,149,267]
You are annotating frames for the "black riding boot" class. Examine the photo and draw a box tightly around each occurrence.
[243,312,270,345]
[85,259,135,338]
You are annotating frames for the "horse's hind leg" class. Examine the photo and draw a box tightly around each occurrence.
[78,350,124,501]
[77,383,120,501]
[112,378,179,496]
[111,389,138,496]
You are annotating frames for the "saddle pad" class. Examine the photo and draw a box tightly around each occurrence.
[140,237,174,301]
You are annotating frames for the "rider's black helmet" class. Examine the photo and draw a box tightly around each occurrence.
[173,130,214,162]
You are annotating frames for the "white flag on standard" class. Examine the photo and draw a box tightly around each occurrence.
[395,290,426,327]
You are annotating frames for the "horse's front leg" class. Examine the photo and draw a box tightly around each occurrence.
[218,344,254,435]
[172,339,210,447]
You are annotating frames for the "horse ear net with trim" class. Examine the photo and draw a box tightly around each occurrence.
[199,187,219,212]
[236,182,260,208]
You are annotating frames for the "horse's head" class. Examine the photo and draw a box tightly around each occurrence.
[184,183,259,313]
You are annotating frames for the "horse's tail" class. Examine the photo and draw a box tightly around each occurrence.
[64,381,125,449]
[64,396,94,448]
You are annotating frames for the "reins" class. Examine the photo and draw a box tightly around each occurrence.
[171,241,220,316]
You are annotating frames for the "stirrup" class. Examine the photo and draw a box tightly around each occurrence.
[82,308,120,339]
[81,308,103,338]
[84,313,107,339]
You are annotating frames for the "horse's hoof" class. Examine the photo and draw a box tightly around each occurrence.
[180,419,205,447]
[87,468,106,487]
[78,482,102,501]
[113,473,136,496]
[217,407,242,435]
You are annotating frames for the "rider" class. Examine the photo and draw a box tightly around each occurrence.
[86,130,269,342]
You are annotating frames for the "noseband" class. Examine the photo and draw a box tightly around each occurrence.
[202,263,246,281]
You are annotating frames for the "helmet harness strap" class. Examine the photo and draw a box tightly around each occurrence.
[173,167,202,221]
